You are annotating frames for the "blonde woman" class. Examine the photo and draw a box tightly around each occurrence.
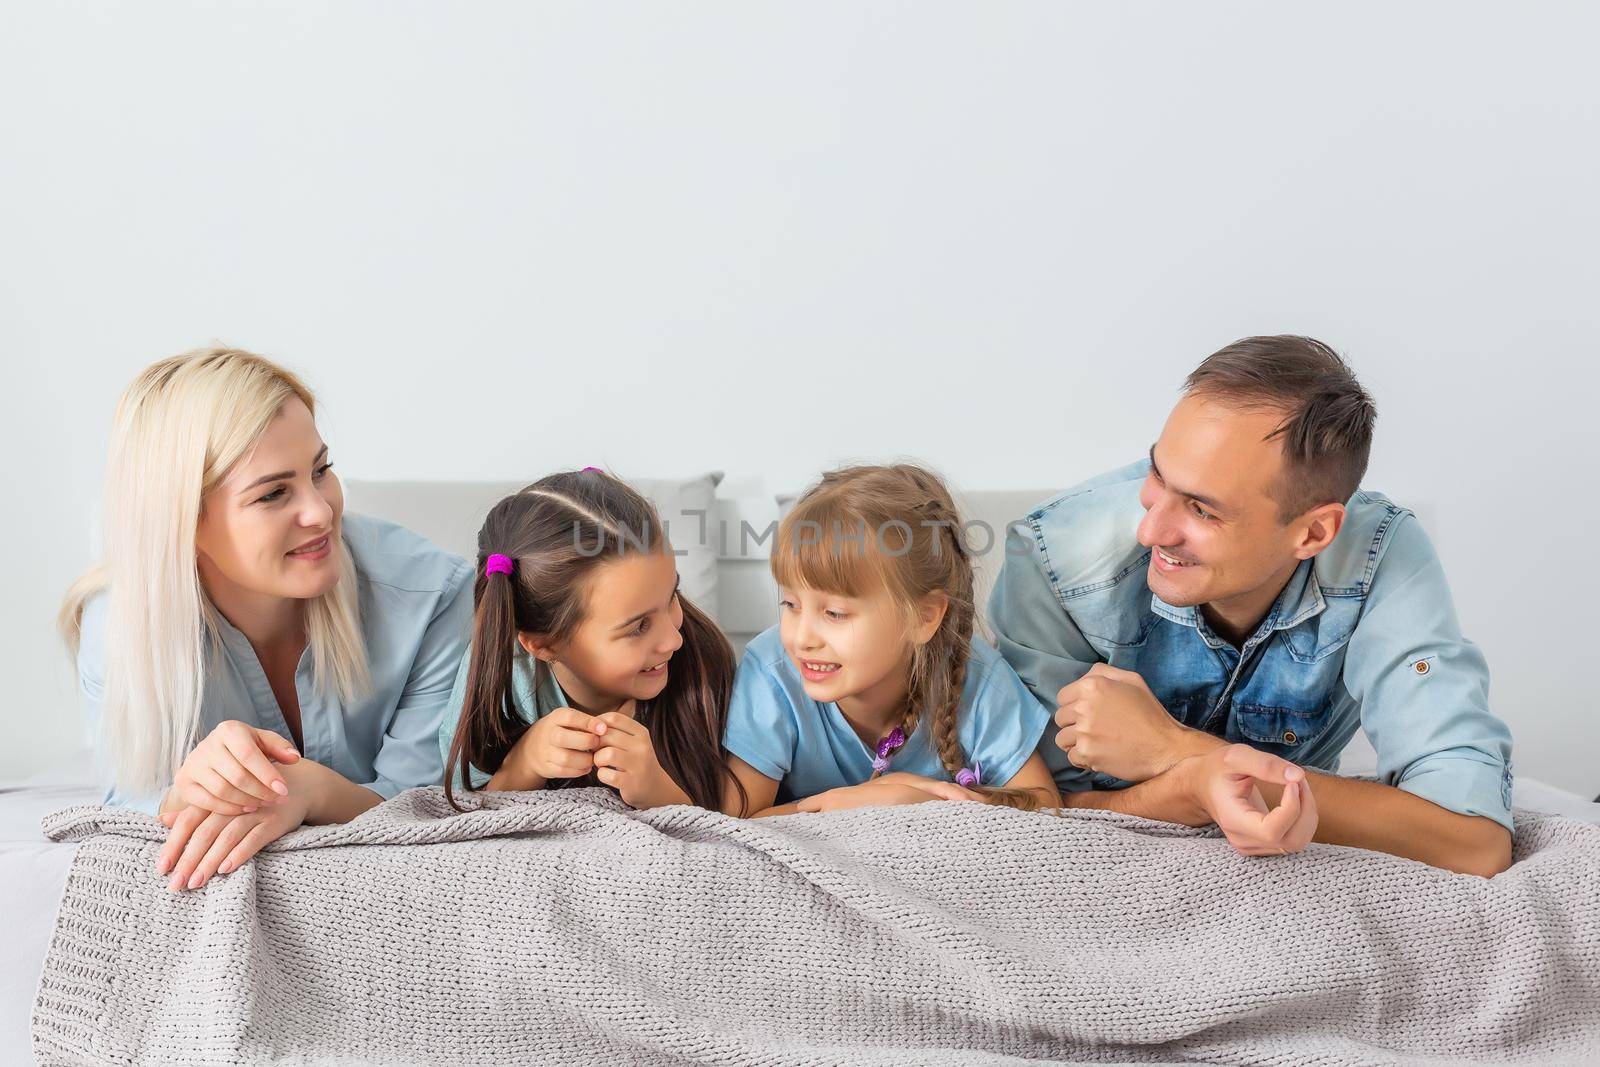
[61,348,472,891]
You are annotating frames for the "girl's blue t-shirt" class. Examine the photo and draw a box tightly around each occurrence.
[437,645,569,788]
[724,625,1050,803]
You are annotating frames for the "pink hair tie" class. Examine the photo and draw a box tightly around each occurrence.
[582,466,602,473]
[484,553,515,578]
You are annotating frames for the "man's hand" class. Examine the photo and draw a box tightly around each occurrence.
[1179,744,1319,856]
[1055,664,1221,782]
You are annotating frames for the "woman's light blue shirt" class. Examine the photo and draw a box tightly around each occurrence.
[725,625,1050,803]
[77,512,474,811]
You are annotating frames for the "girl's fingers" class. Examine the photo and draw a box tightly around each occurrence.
[192,816,256,888]
[549,707,596,731]
[549,751,593,776]
[219,823,275,876]
[550,727,601,752]
[220,739,287,799]
[592,712,642,737]
[156,806,207,874]
[595,766,622,787]
[170,813,229,891]
[897,777,970,802]
[919,782,978,803]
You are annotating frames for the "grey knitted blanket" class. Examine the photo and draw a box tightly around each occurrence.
[31,788,1600,1066]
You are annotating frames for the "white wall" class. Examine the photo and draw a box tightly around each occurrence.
[2,1,1595,794]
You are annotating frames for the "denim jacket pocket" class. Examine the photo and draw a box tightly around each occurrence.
[1230,702,1335,758]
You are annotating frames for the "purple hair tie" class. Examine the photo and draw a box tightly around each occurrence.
[484,553,514,578]
[872,726,907,775]
[955,762,983,789]
[582,466,602,473]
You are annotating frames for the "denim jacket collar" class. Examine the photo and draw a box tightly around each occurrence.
[1150,557,1326,650]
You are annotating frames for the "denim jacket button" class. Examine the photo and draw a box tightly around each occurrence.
[1282,730,1298,745]
[1414,660,1431,676]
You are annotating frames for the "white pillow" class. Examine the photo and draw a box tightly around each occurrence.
[344,472,725,620]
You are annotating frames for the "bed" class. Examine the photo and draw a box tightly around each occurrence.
[6,482,1597,1064]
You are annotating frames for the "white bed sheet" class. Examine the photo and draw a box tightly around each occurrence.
[3,757,1596,1066]
[1,770,97,1067]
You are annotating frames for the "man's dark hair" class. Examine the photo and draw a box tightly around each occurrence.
[1184,336,1376,521]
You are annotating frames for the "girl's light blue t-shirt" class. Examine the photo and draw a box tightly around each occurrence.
[436,645,569,788]
[724,625,1050,803]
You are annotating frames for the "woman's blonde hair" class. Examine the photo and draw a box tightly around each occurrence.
[772,463,1038,811]
[60,348,369,796]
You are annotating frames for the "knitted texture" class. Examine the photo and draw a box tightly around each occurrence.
[31,788,1600,1066]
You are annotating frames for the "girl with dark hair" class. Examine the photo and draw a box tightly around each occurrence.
[441,468,741,813]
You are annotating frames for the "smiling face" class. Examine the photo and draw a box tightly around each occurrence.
[525,548,685,711]
[194,397,344,604]
[778,583,915,708]
[775,579,958,735]
[1137,393,1331,633]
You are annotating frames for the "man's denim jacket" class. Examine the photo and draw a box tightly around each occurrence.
[989,460,1514,831]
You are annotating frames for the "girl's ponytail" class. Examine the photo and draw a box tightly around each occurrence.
[445,564,525,810]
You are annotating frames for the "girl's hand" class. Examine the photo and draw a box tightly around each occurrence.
[591,707,688,809]
[166,720,301,816]
[505,706,601,785]
[156,788,311,891]
[796,777,982,813]
[871,771,985,802]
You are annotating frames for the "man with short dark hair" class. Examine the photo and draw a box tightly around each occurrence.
[991,336,1514,876]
